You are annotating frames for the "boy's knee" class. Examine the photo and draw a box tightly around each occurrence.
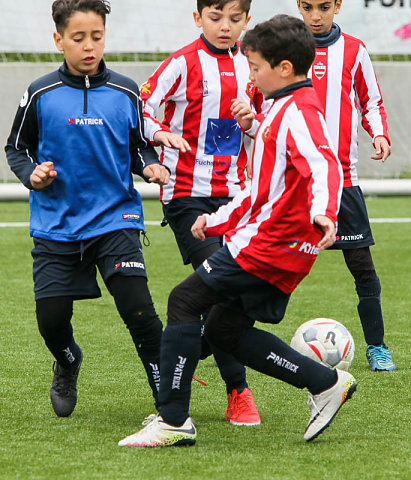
[204,306,254,353]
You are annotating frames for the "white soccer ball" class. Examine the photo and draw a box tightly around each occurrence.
[290,318,355,371]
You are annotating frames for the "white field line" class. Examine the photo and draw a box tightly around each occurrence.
[1,218,411,228]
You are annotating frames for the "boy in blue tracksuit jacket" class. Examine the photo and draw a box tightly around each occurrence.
[5,0,169,418]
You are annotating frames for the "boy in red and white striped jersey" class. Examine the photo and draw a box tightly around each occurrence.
[119,15,357,448]
[140,0,263,426]
[297,0,396,371]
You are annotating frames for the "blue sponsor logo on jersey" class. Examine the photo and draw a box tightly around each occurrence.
[204,118,241,156]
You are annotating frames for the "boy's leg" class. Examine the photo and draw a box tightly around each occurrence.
[106,274,163,406]
[36,296,83,417]
[190,245,260,425]
[343,247,396,371]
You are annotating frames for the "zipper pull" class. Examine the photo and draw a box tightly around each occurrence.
[85,75,90,88]
[228,47,234,59]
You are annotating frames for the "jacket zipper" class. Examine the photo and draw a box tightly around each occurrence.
[84,75,90,114]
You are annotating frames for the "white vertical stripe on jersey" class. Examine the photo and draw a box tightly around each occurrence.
[326,40,344,155]
[160,57,189,203]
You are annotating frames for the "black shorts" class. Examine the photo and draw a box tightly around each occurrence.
[32,229,147,300]
[330,186,375,250]
[196,245,290,325]
[163,196,231,264]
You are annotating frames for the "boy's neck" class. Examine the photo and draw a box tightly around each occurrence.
[200,34,238,56]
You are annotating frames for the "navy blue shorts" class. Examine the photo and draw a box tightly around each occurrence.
[330,186,375,250]
[32,229,147,300]
[163,196,231,264]
[196,245,291,324]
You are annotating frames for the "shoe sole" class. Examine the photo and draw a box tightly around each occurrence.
[305,379,358,442]
[229,420,261,426]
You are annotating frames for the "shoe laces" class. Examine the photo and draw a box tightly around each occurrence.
[368,345,393,363]
[307,394,321,416]
[235,390,255,413]
[142,413,158,426]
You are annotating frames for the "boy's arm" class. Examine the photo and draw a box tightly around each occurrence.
[288,106,343,227]
[191,186,252,240]
[130,92,170,185]
[5,87,40,189]
[141,56,182,142]
[355,45,391,159]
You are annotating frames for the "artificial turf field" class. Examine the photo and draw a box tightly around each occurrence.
[0,197,410,480]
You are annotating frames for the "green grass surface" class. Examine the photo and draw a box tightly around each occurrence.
[0,199,410,480]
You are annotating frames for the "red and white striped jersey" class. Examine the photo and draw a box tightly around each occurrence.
[205,85,343,294]
[140,36,263,204]
[309,33,390,187]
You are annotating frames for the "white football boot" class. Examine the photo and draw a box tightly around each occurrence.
[304,369,357,442]
[118,414,196,447]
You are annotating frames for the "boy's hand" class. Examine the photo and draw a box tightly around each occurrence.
[153,131,191,153]
[30,161,57,190]
[371,136,391,162]
[314,215,336,250]
[191,215,207,241]
[143,164,170,185]
[231,99,255,131]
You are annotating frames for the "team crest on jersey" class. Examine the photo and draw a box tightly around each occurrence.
[262,126,272,143]
[246,81,255,99]
[140,82,152,97]
[313,62,326,80]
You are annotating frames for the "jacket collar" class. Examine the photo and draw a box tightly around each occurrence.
[200,33,239,56]
[58,59,109,89]
[265,79,313,102]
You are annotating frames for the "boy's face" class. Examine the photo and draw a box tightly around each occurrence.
[297,0,342,35]
[194,1,250,50]
[247,49,285,98]
[54,11,105,76]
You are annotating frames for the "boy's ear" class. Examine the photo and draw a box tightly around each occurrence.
[53,31,64,52]
[243,15,251,31]
[193,11,202,29]
[279,60,294,78]
[335,0,342,14]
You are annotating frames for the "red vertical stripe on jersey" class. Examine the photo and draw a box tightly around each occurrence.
[173,52,204,198]
[311,49,328,115]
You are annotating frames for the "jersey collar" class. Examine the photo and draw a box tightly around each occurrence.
[58,59,109,89]
[200,34,239,57]
[265,79,313,102]
[314,22,342,48]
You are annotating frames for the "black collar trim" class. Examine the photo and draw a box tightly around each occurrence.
[58,59,109,89]
[265,79,313,101]
[200,34,239,56]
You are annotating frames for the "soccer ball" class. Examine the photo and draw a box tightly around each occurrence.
[290,318,355,370]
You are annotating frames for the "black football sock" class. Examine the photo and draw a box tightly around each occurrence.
[232,327,337,395]
[132,329,162,407]
[158,323,202,426]
[356,279,385,346]
[211,345,248,395]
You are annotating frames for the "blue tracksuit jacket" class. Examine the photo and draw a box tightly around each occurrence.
[5,60,160,241]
